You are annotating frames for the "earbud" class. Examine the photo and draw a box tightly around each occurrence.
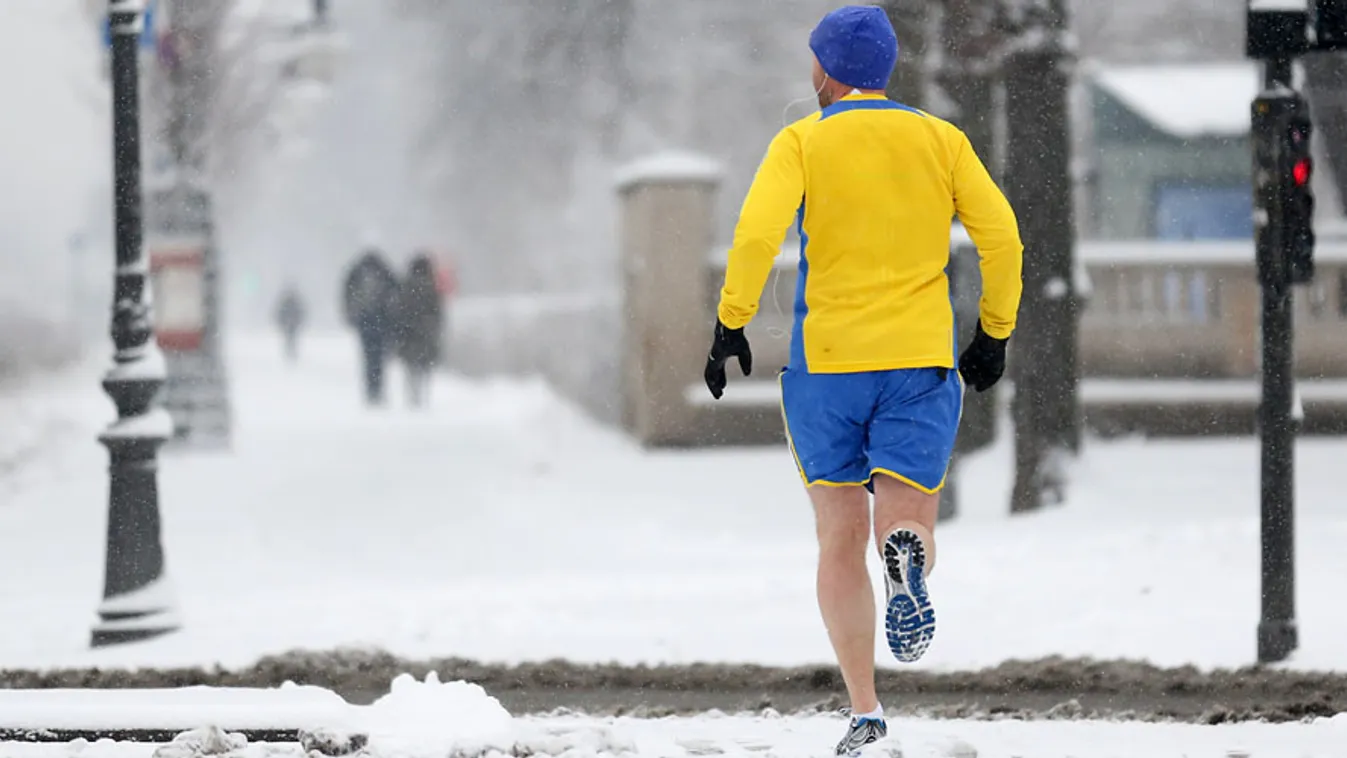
[780,74,831,127]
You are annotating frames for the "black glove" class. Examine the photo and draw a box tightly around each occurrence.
[958,320,1009,393]
[703,321,752,400]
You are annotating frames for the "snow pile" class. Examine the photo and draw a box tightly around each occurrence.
[359,672,515,757]
[151,727,246,758]
[357,673,642,758]
[0,683,350,733]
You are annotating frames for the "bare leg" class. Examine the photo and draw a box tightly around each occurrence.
[872,474,938,575]
[870,473,940,664]
[809,483,880,714]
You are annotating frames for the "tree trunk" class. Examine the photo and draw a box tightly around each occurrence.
[163,0,227,177]
[926,0,1002,521]
[1303,52,1347,214]
[1001,0,1080,514]
[937,0,1002,173]
[878,0,927,108]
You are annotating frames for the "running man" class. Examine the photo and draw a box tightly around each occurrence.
[702,6,1023,755]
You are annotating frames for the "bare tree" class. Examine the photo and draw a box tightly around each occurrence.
[1069,0,1244,62]
[393,0,635,292]
[145,0,332,186]
[999,0,1081,513]
[937,0,1003,172]
[153,0,231,181]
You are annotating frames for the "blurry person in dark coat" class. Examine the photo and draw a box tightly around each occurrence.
[342,249,400,406]
[274,283,307,363]
[393,252,445,409]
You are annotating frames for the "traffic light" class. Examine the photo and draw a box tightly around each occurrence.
[1252,93,1315,287]
[1315,0,1347,50]
[1247,1,1347,54]
[1283,114,1315,283]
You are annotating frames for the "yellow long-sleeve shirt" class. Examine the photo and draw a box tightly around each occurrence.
[717,93,1023,373]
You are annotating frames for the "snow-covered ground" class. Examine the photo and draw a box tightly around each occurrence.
[2,332,1347,673]
[3,676,1346,758]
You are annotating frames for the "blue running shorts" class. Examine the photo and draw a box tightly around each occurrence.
[779,366,964,493]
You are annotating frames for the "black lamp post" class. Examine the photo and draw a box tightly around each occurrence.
[92,0,180,648]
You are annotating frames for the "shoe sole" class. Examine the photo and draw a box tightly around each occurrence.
[883,531,935,663]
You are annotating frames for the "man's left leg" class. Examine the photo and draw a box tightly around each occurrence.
[867,367,962,663]
[872,475,939,663]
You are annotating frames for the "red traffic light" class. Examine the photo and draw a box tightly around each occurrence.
[1293,158,1312,186]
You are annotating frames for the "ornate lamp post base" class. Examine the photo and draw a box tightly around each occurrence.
[95,0,181,647]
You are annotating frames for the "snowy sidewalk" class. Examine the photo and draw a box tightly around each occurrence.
[2,332,1347,672]
[7,718,1346,758]
[2,676,1346,758]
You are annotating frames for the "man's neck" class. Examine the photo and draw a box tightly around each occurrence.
[821,86,887,109]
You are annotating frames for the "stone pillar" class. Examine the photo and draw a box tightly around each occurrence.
[615,151,722,447]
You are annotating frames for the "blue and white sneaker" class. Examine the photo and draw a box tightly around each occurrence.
[882,528,935,663]
[835,714,887,757]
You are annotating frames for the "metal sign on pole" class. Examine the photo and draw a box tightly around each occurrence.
[102,0,157,49]
[144,181,231,448]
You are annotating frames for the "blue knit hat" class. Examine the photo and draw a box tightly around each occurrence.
[809,6,899,91]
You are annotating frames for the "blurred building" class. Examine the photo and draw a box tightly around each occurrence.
[1081,61,1344,241]
[1083,62,1257,240]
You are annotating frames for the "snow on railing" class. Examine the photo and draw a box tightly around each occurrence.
[684,377,1347,409]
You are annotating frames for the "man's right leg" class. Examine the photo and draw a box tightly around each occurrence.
[808,482,879,715]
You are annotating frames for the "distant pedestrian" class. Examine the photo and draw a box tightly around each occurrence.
[274,284,306,363]
[392,252,445,409]
[342,249,399,406]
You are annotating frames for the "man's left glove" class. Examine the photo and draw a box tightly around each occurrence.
[957,320,1009,393]
[704,321,752,400]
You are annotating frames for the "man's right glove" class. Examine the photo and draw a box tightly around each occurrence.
[958,320,1009,393]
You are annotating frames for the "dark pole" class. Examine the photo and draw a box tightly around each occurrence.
[93,0,180,648]
[1255,55,1298,665]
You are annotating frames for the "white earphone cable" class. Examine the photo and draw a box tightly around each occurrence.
[760,75,829,341]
